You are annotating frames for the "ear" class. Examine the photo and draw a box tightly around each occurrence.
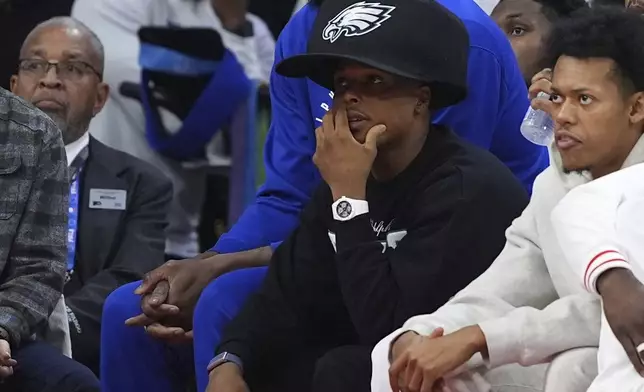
[415,85,431,114]
[628,91,644,125]
[9,75,18,94]
[92,82,110,117]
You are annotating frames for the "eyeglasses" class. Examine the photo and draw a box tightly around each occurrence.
[17,59,102,81]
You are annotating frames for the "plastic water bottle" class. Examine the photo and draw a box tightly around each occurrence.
[520,92,554,146]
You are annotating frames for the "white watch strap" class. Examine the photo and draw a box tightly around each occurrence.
[332,197,369,221]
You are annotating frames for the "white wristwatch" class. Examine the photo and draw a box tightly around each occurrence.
[332,196,369,221]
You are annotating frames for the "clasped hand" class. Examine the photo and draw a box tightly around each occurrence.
[389,326,486,392]
[125,256,220,342]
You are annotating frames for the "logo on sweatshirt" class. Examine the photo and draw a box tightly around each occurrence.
[328,218,407,254]
[371,219,393,237]
[322,2,396,43]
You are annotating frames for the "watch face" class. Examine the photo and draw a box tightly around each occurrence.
[336,200,352,218]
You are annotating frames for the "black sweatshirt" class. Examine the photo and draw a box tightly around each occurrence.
[217,126,530,381]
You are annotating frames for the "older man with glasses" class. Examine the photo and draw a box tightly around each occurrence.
[8,16,172,384]
[0,19,102,392]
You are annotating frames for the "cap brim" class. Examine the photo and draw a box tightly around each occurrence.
[276,53,467,109]
[276,53,360,90]
[277,52,432,91]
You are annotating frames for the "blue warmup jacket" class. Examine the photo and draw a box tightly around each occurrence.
[214,0,549,254]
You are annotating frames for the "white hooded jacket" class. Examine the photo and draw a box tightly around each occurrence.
[371,135,644,391]
[551,160,644,392]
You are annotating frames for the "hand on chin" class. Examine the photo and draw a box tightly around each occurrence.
[349,124,369,144]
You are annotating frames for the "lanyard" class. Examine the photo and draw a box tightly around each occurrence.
[67,171,81,273]
[66,145,89,283]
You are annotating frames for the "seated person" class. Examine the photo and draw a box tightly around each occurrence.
[491,0,587,85]
[552,159,644,392]
[10,16,173,375]
[372,7,644,392]
[205,1,531,391]
[99,0,547,390]
[0,87,98,390]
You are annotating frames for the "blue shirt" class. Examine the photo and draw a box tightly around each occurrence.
[214,0,548,254]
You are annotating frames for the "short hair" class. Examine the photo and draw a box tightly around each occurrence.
[544,7,644,94]
[534,0,589,20]
[593,0,625,6]
[497,0,588,21]
[22,17,105,74]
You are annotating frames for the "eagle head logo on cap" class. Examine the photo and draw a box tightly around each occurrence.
[322,1,396,43]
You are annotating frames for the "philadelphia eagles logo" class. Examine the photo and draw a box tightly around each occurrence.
[322,2,396,43]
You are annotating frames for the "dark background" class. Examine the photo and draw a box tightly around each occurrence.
[0,0,75,90]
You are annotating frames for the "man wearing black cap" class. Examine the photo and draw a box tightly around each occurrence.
[205,1,529,391]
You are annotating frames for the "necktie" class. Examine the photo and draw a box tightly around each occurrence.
[69,145,89,182]
[66,145,89,284]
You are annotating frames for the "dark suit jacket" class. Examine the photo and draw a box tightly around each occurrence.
[64,137,172,374]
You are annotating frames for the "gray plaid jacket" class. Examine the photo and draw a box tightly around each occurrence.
[0,88,68,349]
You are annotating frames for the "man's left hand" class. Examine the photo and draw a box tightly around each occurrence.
[0,340,16,378]
[313,108,386,200]
[389,326,486,392]
[145,322,194,343]
[597,268,644,376]
[206,363,249,392]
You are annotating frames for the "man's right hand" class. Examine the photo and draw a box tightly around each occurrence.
[391,331,424,362]
[0,339,16,378]
[206,363,249,392]
[126,252,225,331]
[125,247,273,338]
[528,68,555,116]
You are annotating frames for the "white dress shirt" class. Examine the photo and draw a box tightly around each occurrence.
[65,132,90,167]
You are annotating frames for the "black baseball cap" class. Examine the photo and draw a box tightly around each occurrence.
[276,0,470,109]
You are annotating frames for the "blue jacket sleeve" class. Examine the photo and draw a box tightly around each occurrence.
[433,40,548,194]
[213,12,320,254]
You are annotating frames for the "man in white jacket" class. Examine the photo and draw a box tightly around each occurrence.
[372,7,644,392]
[552,162,644,392]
